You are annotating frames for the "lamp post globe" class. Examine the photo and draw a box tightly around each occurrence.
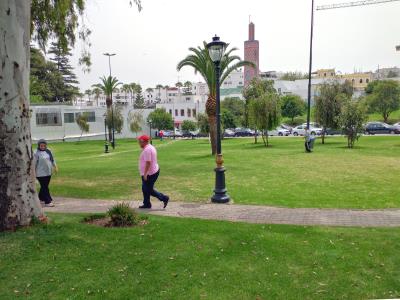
[206,35,230,204]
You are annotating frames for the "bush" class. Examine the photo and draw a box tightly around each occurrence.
[288,117,306,126]
[107,203,139,227]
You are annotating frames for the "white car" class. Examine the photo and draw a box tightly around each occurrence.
[292,125,323,136]
[268,127,290,136]
[393,122,400,130]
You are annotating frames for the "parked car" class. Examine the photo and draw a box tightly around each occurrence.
[280,124,293,133]
[224,129,235,137]
[364,122,400,135]
[234,128,255,137]
[268,127,291,136]
[292,125,323,136]
[324,128,343,135]
[393,122,400,130]
[182,130,198,138]
[302,122,321,128]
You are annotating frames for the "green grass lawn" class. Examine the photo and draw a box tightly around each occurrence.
[48,136,400,209]
[1,213,399,300]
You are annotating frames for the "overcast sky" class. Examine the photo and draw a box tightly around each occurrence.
[68,0,400,91]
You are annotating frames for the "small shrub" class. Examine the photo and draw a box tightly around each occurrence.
[107,203,139,227]
[289,117,306,126]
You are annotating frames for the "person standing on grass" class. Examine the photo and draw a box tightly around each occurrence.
[159,130,164,141]
[33,139,58,207]
[137,135,169,209]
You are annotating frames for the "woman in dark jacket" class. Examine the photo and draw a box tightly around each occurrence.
[33,139,58,207]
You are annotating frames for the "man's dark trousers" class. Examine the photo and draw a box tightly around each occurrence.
[37,176,53,204]
[141,170,167,207]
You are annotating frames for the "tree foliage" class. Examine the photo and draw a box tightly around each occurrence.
[134,86,145,109]
[197,113,210,134]
[281,94,305,124]
[280,71,308,81]
[366,80,400,123]
[127,110,144,136]
[338,100,367,148]
[177,42,255,154]
[182,120,197,132]
[315,81,352,144]
[76,113,90,141]
[221,97,245,126]
[243,78,276,127]
[147,108,173,130]
[92,76,121,107]
[106,106,124,134]
[249,93,281,147]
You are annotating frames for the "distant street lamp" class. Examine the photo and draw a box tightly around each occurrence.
[104,113,109,153]
[206,35,230,204]
[103,52,116,149]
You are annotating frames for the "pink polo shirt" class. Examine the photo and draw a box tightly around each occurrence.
[139,144,159,176]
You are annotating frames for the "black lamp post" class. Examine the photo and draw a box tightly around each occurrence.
[104,113,109,153]
[305,0,315,147]
[206,35,230,204]
[104,52,116,149]
[148,120,153,145]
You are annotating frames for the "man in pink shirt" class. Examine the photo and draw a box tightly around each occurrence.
[137,135,169,209]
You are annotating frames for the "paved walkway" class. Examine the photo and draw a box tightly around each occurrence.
[47,197,400,227]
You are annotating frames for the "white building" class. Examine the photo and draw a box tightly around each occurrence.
[156,93,207,129]
[220,70,245,100]
[30,104,154,142]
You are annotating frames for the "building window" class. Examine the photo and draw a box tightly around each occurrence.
[186,97,191,101]
[180,109,184,116]
[187,109,191,117]
[75,111,96,122]
[175,109,178,117]
[366,79,370,83]
[64,113,75,123]
[193,109,196,117]
[359,79,363,84]
[169,109,172,115]
[324,73,327,77]
[36,112,62,126]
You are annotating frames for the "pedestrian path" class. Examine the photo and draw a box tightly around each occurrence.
[48,197,400,227]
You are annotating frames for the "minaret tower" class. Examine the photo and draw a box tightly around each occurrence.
[244,21,259,86]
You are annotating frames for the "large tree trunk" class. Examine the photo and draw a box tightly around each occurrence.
[206,95,217,155]
[0,0,43,231]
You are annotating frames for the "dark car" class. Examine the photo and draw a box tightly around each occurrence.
[324,128,343,135]
[364,122,400,135]
[234,128,255,137]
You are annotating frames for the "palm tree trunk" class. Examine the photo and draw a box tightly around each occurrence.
[206,95,217,155]
[208,116,217,155]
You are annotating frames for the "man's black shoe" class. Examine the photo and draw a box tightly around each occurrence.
[163,196,169,209]
[139,205,151,209]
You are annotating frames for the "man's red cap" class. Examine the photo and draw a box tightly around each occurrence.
[137,135,150,142]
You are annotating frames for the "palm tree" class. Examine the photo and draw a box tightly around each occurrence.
[92,87,102,107]
[177,42,255,154]
[92,75,122,140]
[155,84,163,101]
[121,84,131,103]
[183,81,193,95]
[92,75,122,108]
[84,89,92,102]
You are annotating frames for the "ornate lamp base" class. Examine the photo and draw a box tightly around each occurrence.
[211,154,230,203]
